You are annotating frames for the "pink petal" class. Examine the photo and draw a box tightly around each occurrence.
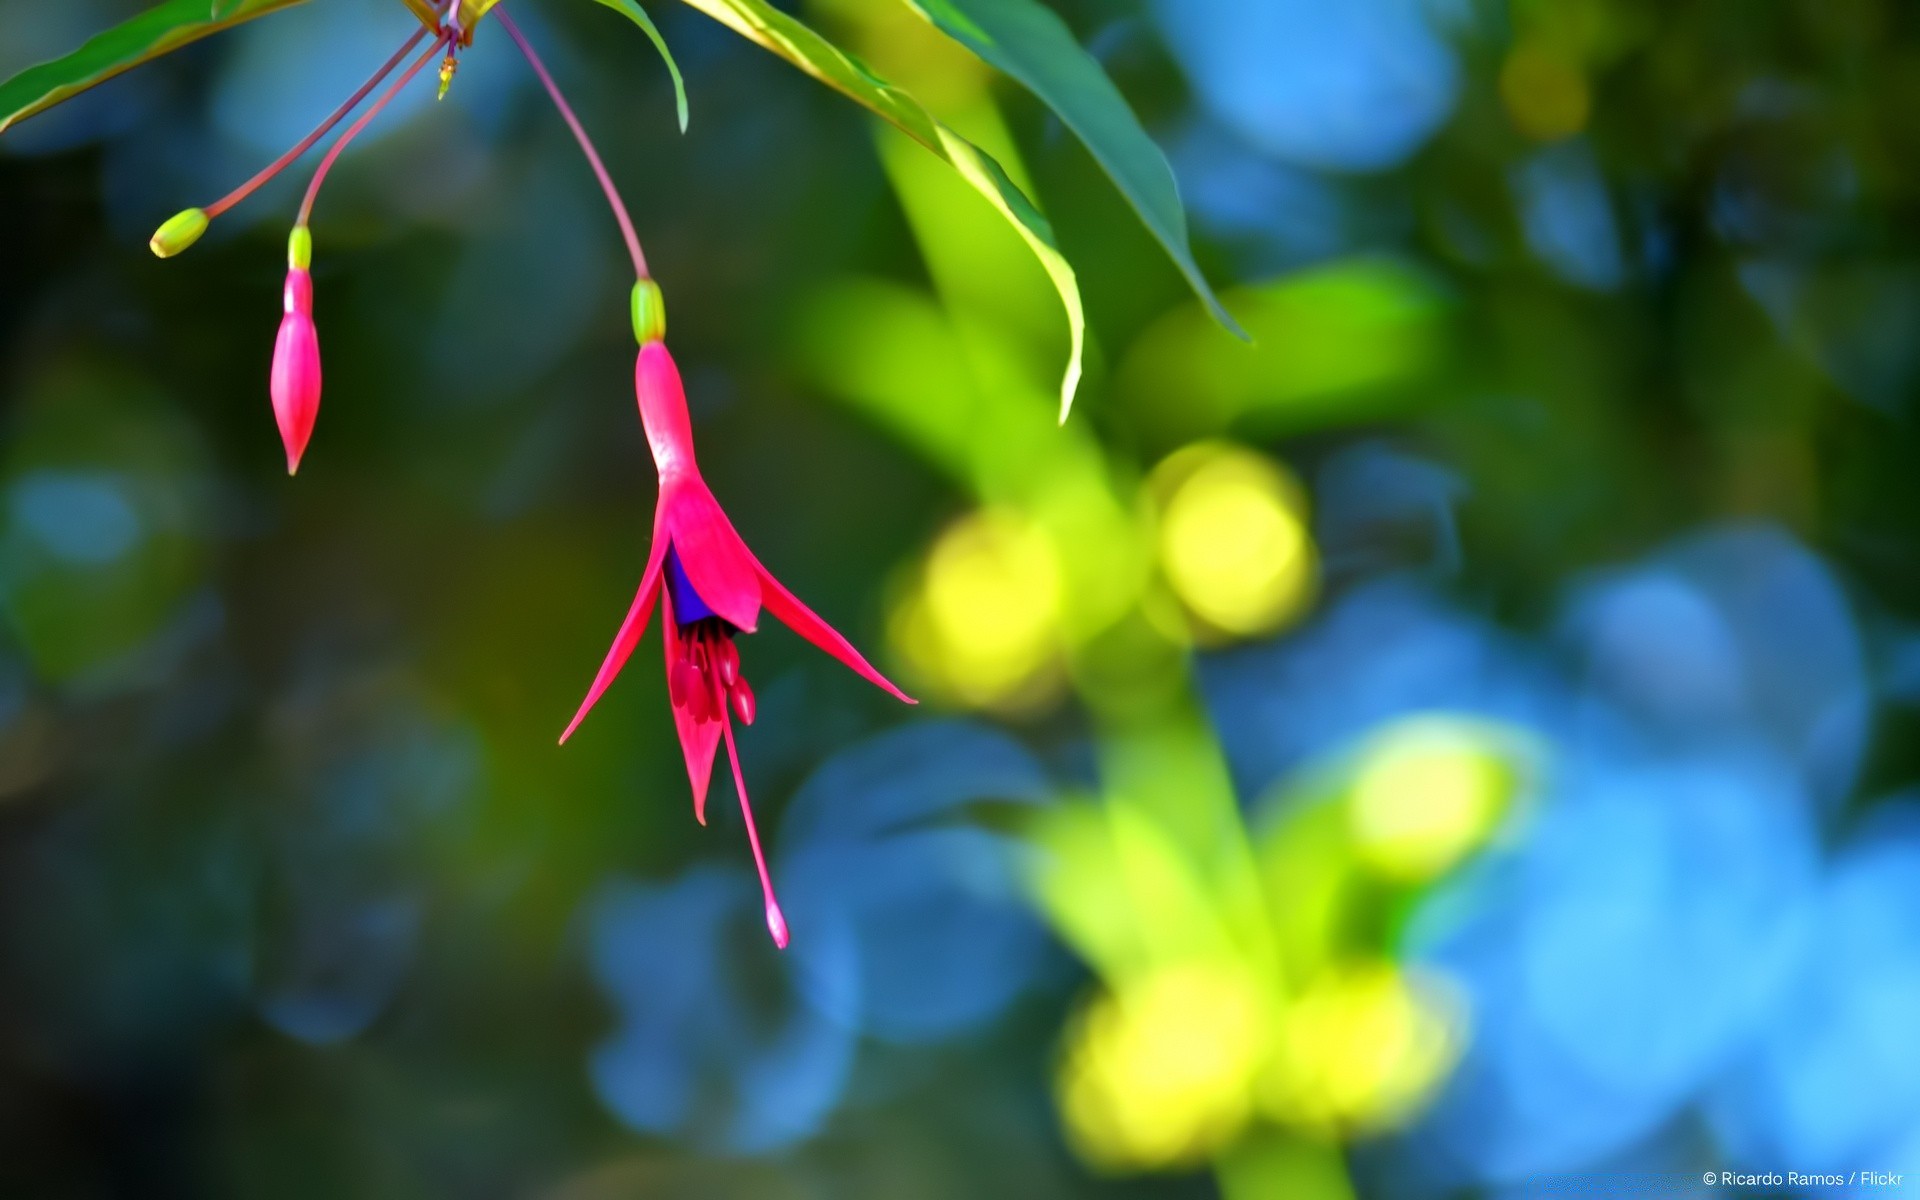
[558,510,669,744]
[636,341,698,477]
[662,588,723,822]
[662,476,763,634]
[753,556,915,705]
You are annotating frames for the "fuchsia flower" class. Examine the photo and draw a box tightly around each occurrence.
[270,230,321,474]
[559,296,915,949]
[149,1,914,950]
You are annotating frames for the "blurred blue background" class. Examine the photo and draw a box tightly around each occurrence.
[4,0,1920,1195]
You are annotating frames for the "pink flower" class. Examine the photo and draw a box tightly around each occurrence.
[270,247,321,475]
[561,333,915,949]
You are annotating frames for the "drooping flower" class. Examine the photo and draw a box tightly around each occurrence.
[141,0,916,951]
[271,228,321,474]
[560,283,915,949]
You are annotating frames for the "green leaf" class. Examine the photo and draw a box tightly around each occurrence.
[0,0,310,135]
[586,0,691,134]
[674,0,1086,419]
[902,0,1245,341]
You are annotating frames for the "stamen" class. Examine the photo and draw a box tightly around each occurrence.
[493,8,650,281]
[728,675,756,725]
[667,653,694,711]
[296,31,450,229]
[202,26,430,221]
[722,718,788,949]
[688,656,715,722]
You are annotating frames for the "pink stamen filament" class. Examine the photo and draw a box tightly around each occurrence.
[722,712,788,949]
[296,32,451,228]
[492,8,650,280]
[203,26,430,220]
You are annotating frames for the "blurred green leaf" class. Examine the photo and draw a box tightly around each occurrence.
[1120,259,1450,439]
[587,0,690,133]
[0,0,309,135]
[902,0,1245,341]
[0,362,209,682]
[676,0,1087,418]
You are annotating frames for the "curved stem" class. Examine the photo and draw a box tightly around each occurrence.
[493,7,649,280]
[296,33,450,229]
[204,26,430,220]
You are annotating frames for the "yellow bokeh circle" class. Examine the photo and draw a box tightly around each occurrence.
[1348,716,1518,883]
[1152,443,1317,639]
[893,508,1063,709]
[1260,962,1464,1134]
[1058,963,1272,1171]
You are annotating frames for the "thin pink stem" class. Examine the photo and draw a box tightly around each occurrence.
[204,26,430,220]
[296,33,450,228]
[492,8,649,280]
[722,718,789,949]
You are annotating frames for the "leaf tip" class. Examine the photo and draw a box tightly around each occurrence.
[1215,302,1253,344]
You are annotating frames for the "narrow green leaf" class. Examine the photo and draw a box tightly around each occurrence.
[0,0,310,135]
[903,0,1244,341]
[586,0,691,133]
[674,0,1087,418]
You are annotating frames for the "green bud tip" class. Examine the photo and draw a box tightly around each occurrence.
[288,226,312,271]
[632,280,666,345]
[149,208,209,259]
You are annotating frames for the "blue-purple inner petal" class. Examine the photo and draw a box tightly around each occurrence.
[665,545,718,626]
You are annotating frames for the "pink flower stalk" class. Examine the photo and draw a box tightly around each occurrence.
[261,29,447,472]
[148,24,432,258]
[271,231,321,474]
[560,320,916,949]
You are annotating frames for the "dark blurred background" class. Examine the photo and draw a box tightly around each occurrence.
[4,0,1920,1196]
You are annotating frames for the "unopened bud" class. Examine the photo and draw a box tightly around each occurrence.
[632,279,666,345]
[149,208,209,258]
[271,299,322,475]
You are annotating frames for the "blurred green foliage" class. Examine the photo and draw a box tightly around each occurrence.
[3,0,1920,1196]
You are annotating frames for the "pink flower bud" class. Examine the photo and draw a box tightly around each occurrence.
[270,267,321,475]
